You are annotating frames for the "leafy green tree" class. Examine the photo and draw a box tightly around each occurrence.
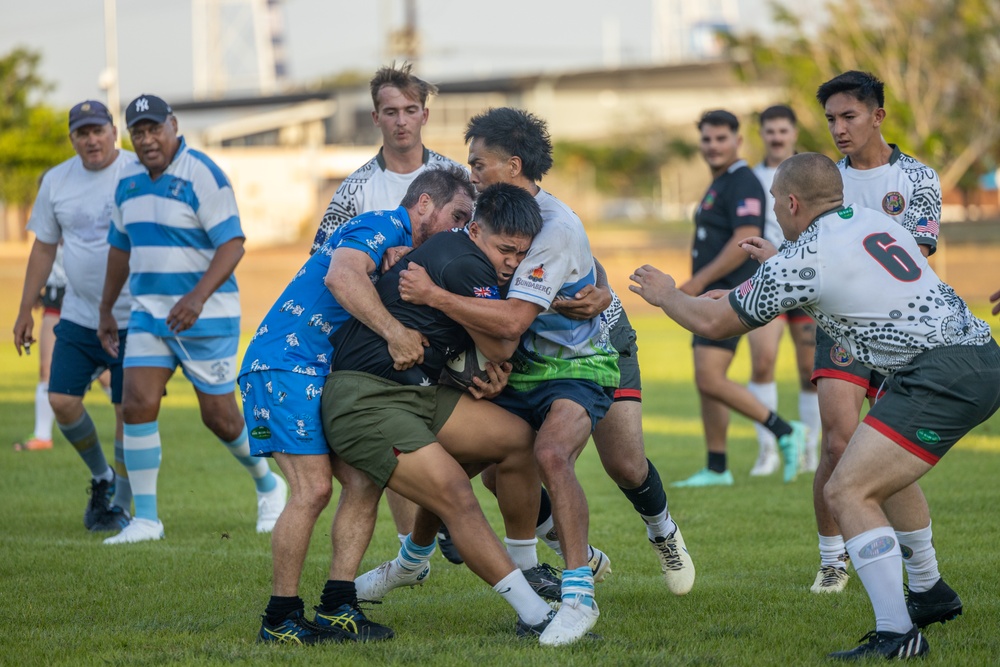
[0,47,74,208]
[728,0,1000,191]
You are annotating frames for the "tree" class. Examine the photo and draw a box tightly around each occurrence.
[727,0,1000,191]
[0,47,74,208]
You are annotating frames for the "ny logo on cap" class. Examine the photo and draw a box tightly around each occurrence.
[135,98,150,112]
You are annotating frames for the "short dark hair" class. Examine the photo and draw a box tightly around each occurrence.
[472,182,543,239]
[759,105,797,126]
[464,108,554,182]
[370,62,437,110]
[698,109,740,132]
[400,166,475,209]
[816,71,885,109]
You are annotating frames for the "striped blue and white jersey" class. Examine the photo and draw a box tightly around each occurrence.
[108,137,244,338]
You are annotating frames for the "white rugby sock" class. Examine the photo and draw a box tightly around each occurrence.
[799,390,821,454]
[748,381,778,452]
[35,381,55,441]
[819,533,848,568]
[505,537,539,571]
[896,522,940,593]
[847,527,911,634]
[494,568,551,626]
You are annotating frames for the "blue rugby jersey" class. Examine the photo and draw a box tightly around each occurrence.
[239,207,413,378]
[108,137,244,338]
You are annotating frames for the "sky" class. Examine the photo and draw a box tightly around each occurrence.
[0,0,820,110]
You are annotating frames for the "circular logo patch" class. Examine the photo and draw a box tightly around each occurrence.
[916,428,941,445]
[830,343,853,367]
[250,426,272,440]
[882,192,905,215]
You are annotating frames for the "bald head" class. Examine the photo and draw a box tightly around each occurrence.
[773,153,844,210]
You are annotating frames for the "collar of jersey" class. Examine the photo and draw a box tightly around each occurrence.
[375,146,431,171]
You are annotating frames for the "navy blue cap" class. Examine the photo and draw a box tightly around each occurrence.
[68,100,113,132]
[125,94,173,128]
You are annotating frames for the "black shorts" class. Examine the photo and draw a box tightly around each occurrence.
[693,333,741,353]
[812,328,885,398]
[609,308,641,401]
[864,340,1000,464]
[40,285,65,314]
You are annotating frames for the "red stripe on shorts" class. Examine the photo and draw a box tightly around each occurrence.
[863,415,940,465]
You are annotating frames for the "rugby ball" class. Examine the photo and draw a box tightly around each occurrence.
[439,346,491,390]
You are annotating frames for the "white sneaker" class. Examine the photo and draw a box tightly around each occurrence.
[588,546,612,583]
[749,450,780,476]
[538,595,599,646]
[355,559,430,601]
[256,475,287,534]
[811,565,850,593]
[103,517,164,545]
[650,525,695,596]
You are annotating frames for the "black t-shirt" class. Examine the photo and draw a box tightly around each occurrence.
[692,160,765,290]
[330,229,502,385]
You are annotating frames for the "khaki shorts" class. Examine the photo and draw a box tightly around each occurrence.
[322,371,463,487]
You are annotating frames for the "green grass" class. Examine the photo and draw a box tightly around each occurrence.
[1,314,999,665]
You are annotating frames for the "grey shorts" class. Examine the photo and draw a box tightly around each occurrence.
[609,307,641,401]
[812,328,886,398]
[321,371,463,488]
[863,340,1000,464]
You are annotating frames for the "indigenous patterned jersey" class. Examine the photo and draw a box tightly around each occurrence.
[505,189,619,391]
[693,159,766,290]
[839,145,941,253]
[311,147,462,254]
[331,229,500,386]
[240,207,413,378]
[729,204,991,375]
[108,138,242,337]
[29,151,136,328]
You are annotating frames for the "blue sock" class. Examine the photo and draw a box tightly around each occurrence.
[123,421,161,522]
[398,534,435,571]
[561,565,595,606]
[219,425,276,493]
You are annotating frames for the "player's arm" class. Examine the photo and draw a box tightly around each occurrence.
[907,168,942,257]
[990,288,1000,317]
[681,224,762,295]
[166,237,245,334]
[550,256,613,320]
[398,262,542,341]
[326,247,426,370]
[13,239,58,355]
[99,246,131,357]
[630,264,751,339]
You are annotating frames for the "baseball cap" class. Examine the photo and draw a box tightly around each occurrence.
[125,94,173,128]
[68,100,113,132]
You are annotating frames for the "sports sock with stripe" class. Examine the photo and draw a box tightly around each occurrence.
[219,425,276,493]
[397,534,435,571]
[59,411,112,480]
[124,421,161,522]
[112,437,133,511]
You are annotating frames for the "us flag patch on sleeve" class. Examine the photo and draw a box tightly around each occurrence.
[736,198,762,217]
[915,218,939,236]
[737,278,754,298]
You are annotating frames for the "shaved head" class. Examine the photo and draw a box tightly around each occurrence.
[773,153,844,210]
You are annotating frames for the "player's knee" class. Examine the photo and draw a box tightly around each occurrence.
[48,392,84,422]
[201,409,244,440]
[534,444,573,477]
[292,479,333,515]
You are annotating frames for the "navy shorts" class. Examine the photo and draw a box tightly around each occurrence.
[49,319,126,403]
[493,379,615,432]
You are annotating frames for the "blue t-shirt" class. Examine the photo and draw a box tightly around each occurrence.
[239,207,413,378]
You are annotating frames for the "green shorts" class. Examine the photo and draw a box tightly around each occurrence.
[864,340,1000,464]
[321,371,464,487]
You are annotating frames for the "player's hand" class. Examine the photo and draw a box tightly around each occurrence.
[700,288,730,301]
[387,326,428,371]
[398,262,440,306]
[551,284,613,320]
[991,288,1000,316]
[629,264,676,307]
[739,236,778,263]
[468,361,511,400]
[166,292,205,334]
[98,312,120,358]
[381,245,413,273]
[13,312,35,356]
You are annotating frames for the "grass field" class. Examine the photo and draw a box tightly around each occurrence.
[1,313,999,666]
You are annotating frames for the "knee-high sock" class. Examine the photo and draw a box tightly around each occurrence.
[846,527,911,634]
[124,421,162,522]
[748,381,778,452]
[219,425,276,493]
[619,459,674,539]
[59,411,112,480]
[35,382,55,441]
[799,390,821,454]
[896,522,940,593]
[112,437,133,511]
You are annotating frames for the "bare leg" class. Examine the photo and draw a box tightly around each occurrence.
[813,378,866,537]
[329,457,383,581]
[271,452,333,596]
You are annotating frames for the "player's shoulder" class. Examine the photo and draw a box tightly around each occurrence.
[342,155,383,184]
[892,149,938,178]
[425,150,464,170]
[730,163,765,188]
[535,189,582,228]
[181,144,232,188]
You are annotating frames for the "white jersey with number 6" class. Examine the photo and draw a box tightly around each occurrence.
[728,203,991,375]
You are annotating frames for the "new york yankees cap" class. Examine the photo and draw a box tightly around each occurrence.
[125,94,173,128]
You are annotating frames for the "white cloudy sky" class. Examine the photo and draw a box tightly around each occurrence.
[1,0,822,109]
